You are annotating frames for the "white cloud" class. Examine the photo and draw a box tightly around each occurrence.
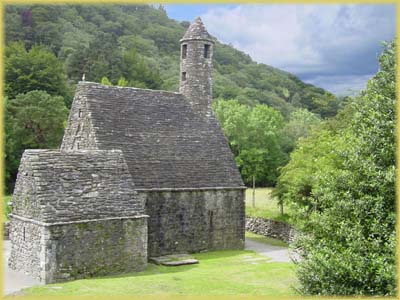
[201,4,395,95]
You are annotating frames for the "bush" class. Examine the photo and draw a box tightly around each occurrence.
[282,42,396,296]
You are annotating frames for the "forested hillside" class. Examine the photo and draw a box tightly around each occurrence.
[5,4,341,117]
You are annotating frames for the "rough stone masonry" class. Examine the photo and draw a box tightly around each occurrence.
[9,150,148,283]
[9,17,245,283]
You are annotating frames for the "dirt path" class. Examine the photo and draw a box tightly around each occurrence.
[245,237,292,262]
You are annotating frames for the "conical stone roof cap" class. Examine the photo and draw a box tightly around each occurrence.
[181,17,215,43]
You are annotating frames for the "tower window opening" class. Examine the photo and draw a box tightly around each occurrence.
[78,109,83,117]
[182,72,187,81]
[204,44,210,58]
[182,44,187,59]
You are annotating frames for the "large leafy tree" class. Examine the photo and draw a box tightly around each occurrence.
[285,42,396,296]
[5,91,69,193]
[274,127,345,212]
[5,42,71,106]
[121,49,163,89]
[280,108,321,153]
[83,32,124,83]
[73,33,163,89]
[213,99,287,186]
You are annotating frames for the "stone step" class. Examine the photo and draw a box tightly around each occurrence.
[149,254,199,266]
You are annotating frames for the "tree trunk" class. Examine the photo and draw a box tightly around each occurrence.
[252,175,256,208]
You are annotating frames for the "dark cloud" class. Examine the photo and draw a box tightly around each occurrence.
[202,4,395,95]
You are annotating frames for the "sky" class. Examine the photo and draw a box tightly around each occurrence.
[164,4,395,96]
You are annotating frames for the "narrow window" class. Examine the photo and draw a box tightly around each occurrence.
[77,142,80,150]
[78,109,83,117]
[182,44,187,59]
[23,227,26,241]
[208,210,214,230]
[182,72,187,81]
[204,44,210,58]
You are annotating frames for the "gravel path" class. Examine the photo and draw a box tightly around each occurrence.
[245,237,292,262]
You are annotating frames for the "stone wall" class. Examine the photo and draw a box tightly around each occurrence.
[9,216,147,283]
[142,188,245,257]
[246,216,296,243]
[8,218,43,280]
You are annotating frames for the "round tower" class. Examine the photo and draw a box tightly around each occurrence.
[180,17,215,116]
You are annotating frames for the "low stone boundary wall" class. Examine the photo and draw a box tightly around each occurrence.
[246,216,296,243]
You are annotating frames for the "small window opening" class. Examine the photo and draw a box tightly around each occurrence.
[23,227,26,241]
[182,44,187,59]
[204,44,210,58]
[76,142,80,150]
[208,210,214,230]
[182,72,187,81]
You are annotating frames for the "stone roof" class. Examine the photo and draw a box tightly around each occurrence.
[11,149,145,223]
[181,17,214,43]
[71,82,244,190]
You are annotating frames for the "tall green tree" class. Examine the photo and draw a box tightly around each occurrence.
[287,42,396,296]
[274,127,345,212]
[5,42,71,106]
[281,108,321,153]
[121,49,163,89]
[5,91,69,193]
[213,99,287,187]
[83,32,124,83]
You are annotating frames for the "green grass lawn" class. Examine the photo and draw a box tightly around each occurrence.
[24,249,298,296]
[245,188,291,223]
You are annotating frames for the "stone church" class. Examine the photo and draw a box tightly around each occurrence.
[9,17,245,283]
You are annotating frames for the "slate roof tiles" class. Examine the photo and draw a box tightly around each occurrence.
[74,82,244,190]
